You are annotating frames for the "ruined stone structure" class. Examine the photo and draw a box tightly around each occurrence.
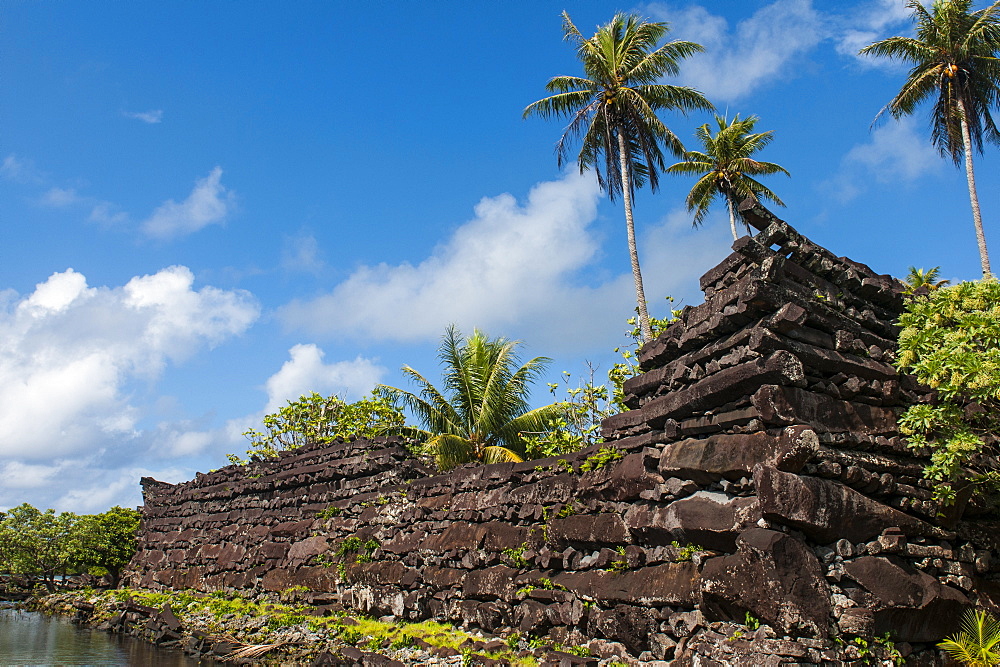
[124,205,1000,664]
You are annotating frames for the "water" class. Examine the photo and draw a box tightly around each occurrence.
[0,603,210,666]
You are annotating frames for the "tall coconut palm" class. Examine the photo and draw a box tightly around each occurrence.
[524,11,713,343]
[860,0,1000,278]
[377,326,561,471]
[667,113,789,241]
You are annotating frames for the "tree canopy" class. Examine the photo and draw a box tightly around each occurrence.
[0,504,140,590]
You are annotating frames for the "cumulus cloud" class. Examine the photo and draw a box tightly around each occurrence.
[124,109,164,124]
[279,171,732,353]
[825,116,940,202]
[263,344,385,413]
[141,167,235,239]
[646,0,824,103]
[0,266,259,461]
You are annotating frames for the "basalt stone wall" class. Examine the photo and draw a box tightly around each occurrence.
[124,204,1000,664]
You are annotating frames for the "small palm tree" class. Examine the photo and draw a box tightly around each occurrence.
[668,113,789,240]
[904,265,951,293]
[939,608,1000,666]
[860,0,1000,278]
[377,326,560,471]
[524,12,713,343]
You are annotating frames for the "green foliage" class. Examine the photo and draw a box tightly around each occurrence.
[502,543,529,567]
[904,266,950,294]
[671,540,704,562]
[228,391,405,465]
[895,280,1000,505]
[556,502,578,519]
[0,503,78,590]
[517,577,567,596]
[523,366,613,459]
[377,326,560,471]
[0,503,140,591]
[316,505,342,519]
[525,306,677,460]
[744,612,761,631]
[939,608,1000,666]
[328,536,380,580]
[668,113,789,240]
[579,446,624,472]
[68,506,141,588]
[851,632,902,665]
[610,305,678,412]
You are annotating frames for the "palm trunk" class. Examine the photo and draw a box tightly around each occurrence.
[726,196,739,241]
[617,129,653,343]
[958,97,992,277]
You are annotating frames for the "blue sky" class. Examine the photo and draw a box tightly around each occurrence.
[2,0,998,512]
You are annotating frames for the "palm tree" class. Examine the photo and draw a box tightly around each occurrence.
[860,0,1000,278]
[377,326,561,471]
[667,114,789,240]
[904,265,951,293]
[939,608,1000,666]
[524,12,713,343]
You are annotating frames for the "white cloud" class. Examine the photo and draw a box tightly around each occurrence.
[647,0,824,103]
[0,154,43,184]
[846,116,940,181]
[0,266,259,461]
[39,185,129,226]
[279,171,732,354]
[282,234,325,275]
[141,167,235,239]
[41,187,82,207]
[88,201,129,226]
[124,109,164,124]
[263,344,385,413]
[826,116,940,202]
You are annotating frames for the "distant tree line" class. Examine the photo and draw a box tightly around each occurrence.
[0,504,141,591]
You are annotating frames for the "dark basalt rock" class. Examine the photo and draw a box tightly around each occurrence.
[843,556,969,642]
[755,466,945,543]
[701,528,831,638]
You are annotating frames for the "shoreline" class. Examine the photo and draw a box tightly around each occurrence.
[29,587,626,666]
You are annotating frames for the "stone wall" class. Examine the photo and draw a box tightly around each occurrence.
[124,205,1000,664]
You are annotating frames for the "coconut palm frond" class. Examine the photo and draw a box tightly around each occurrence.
[939,608,1000,667]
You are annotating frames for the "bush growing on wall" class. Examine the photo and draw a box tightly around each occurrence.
[228,392,406,465]
[896,279,1000,506]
